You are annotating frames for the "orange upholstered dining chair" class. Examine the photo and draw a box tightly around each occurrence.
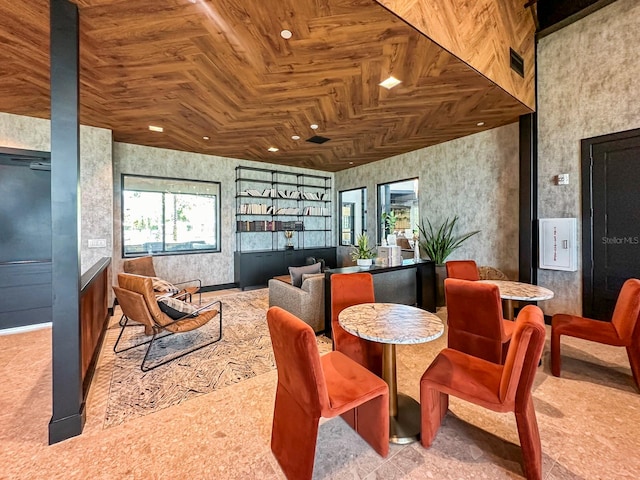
[267,307,389,480]
[445,260,480,281]
[330,273,383,376]
[420,305,546,480]
[551,278,640,390]
[445,278,515,364]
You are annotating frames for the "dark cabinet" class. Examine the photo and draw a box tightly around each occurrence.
[234,247,336,289]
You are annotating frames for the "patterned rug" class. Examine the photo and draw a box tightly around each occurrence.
[103,288,331,428]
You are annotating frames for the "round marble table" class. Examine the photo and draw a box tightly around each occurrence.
[477,280,554,320]
[338,303,444,444]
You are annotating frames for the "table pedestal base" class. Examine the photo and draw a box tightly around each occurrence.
[389,394,421,444]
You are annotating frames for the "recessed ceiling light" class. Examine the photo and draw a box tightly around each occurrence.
[202,136,210,140]
[378,76,402,90]
[310,124,318,130]
[477,122,485,126]
[280,29,292,40]
[291,135,300,140]
[148,125,163,132]
[267,147,279,152]
[349,162,354,165]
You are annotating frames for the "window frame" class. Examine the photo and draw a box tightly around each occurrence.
[377,177,419,244]
[121,173,222,258]
[338,186,367,246]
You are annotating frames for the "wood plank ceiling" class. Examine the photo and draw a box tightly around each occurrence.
[0,0,533,172]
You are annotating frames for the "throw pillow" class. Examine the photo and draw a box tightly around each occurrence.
[289,262,321,288]
[157,296,199,320]
[152,277,179,295]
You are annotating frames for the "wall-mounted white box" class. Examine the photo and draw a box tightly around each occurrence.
[539,218,577,271]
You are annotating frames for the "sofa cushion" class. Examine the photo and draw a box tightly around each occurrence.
[152,277,179,295]
[157,296,199,320]
[289,262,321,287]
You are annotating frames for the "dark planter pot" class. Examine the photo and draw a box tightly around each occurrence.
[435,264,447,307]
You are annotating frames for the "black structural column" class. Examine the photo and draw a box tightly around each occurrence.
[519,113,538,285]
[48,0,84,444]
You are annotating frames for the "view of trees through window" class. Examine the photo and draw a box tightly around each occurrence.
[122,175,221,256]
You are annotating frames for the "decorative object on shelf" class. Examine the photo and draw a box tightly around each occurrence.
[413,233,420,262]
[418,216,480,306]
[350,233,376,268]
[284,230,294,249]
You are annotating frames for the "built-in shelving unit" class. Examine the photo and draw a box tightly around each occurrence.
[235,166,332,252]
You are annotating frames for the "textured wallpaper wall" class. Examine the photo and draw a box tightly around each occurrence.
[0,112,113,274]
[113,142,335,286]
[537,0,640,315]
[335,123,520,279]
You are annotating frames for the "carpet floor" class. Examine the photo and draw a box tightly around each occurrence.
[104,288,330,427]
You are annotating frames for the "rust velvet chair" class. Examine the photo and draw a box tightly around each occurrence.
[445,278,515,364]
[267,307,389,480]
[445,260,480,281]
[330,273,383,377]
[551,278,640,390]
[113,273,221,371]
[123,255,202,303]
[420,305,546,480]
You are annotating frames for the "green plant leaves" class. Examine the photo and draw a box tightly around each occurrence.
[417,216,479,265]
[350,233,376,261]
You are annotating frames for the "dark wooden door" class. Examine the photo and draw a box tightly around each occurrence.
[582,128,640,319]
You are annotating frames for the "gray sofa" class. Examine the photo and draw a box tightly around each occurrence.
[268,274,325,333]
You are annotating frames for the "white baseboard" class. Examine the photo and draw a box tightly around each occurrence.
[0,322,52,336]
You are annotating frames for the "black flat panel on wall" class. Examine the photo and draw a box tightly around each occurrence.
[0,160,51,263]
[0,262,52,329]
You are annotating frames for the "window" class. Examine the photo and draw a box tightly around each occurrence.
[122,174,221,256]
[339,187,367,246]
[378,178,419,243]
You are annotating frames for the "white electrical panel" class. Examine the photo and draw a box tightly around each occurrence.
[539,218,577,271]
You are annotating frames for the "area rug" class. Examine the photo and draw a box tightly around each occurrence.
[103,288,331,428]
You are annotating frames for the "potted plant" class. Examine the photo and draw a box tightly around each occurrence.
[350,233,376,268]
[418,215,480,305]
[381,211,397,235]
[381,210,398,245]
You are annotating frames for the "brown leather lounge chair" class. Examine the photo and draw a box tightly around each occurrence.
[113,273,222,371]
[420,305,546,480]
[123,255,202,303]
[445,278,515,364]
[267,306,389,480]
[551,278,640,390]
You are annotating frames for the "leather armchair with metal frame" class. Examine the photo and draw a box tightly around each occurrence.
[113,273,222,371]
[123,255,202,303]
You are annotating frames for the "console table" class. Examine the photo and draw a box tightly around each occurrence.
[323,259,436,337]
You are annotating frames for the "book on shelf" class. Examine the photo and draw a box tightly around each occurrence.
[302,206,329,215]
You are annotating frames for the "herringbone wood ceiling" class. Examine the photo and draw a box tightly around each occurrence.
[0,0,532,172]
